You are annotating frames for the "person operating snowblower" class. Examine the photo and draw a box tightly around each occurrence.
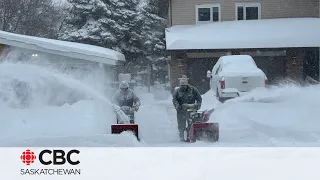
[172,75,202,141]
[111,81,141,123]
[111,80,141,140]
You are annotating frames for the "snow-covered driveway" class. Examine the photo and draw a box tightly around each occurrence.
[0,63,320,147]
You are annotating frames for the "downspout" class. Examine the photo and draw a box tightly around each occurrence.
[169,0,172,27]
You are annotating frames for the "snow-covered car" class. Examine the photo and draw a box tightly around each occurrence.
[207,55,268,102]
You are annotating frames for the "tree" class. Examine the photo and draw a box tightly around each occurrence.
[59,0,168,83]
[138,0,168,83]
[59,0,145,61]
[0,0,64,38]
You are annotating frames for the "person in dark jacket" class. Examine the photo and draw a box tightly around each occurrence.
[172,75,202,141]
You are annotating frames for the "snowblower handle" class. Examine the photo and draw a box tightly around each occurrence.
[182,103,195,108]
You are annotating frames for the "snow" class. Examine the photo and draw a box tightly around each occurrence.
[220,68,265,77]
[77,148,320,180]
[0,30,125,65]
[0,52,320,147]
[165,18,320,50]
[207,84,320,146]
[217,55,265,77]
[219,55,257,68]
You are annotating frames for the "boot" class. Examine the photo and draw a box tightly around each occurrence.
[179,131,185,142]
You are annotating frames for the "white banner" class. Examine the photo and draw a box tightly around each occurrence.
[1,147,320,180]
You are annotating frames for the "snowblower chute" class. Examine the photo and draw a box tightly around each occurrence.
[111,105,139,141]
[183,105,219,143]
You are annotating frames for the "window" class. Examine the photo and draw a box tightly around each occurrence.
[215,65,221,75]
[196,4,221,24]
[236,3,261,20]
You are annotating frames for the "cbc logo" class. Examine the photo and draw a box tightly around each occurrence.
[20,149,80,165]
[20,149,36,165]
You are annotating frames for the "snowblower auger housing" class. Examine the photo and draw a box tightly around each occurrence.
[183,107,219,143]
[111,105,140,141]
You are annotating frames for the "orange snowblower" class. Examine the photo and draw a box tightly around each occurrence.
[111,105,139,141]
[182,104,219,143]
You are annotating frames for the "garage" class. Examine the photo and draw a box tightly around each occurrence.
[186,58,217,94]
[251,56,286,84]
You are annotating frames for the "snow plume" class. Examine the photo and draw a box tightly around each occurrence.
[0,48,140,146]
[0,48,112,108]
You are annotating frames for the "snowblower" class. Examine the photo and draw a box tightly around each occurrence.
[111,105,139,141]
[182,104,219,143]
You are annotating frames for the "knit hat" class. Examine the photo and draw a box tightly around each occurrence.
[178,75,189,86]
[119,81,129,89]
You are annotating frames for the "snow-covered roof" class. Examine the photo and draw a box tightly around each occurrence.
[165,18,320,50]
[0,30,125,65]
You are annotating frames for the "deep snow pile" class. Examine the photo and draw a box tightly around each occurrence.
[207,84,320,146]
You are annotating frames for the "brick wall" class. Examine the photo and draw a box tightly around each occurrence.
[285,48,304,81]
[169,55,188,93]
[0,44,5,57]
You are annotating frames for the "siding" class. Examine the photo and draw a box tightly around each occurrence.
[170,0,319,25]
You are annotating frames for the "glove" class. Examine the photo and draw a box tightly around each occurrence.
[181,103,190,110]
[195,103,201,110]
[134,102,140,111]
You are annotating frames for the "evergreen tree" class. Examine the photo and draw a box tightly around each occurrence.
[59,0,142,55]
[58,0,116,48]
[138,0,167,82]
[58,0,168,82]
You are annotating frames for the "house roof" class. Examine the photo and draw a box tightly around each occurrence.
[165,18,320,50]
[0,30,126,65]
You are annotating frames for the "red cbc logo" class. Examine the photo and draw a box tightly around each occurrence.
[20,149,36,165]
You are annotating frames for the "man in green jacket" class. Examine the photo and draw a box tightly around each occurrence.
[172,75,202,141]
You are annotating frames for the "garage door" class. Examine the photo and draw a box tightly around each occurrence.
[253,56,286,83]
[187,58,218,94]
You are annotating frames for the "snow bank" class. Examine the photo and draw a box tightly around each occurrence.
[203,83,320,146]
[165,18,320,50]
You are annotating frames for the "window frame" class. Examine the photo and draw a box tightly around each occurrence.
[195,4,221,24]
[235,2,261,21]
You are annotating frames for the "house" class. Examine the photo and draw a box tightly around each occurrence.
[0,30,126,82]
[165,0,320,94]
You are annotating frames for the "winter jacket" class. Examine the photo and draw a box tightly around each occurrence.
[112,88,140,107]
[172,84,202,112]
